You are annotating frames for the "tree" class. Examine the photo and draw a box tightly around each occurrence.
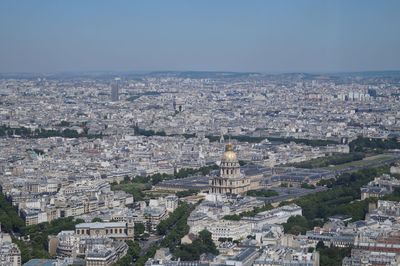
[223,204,273,221]
[292,166,389,224]
[218,237,232,242]
[176,189,199,198]
[301,183,316,189]
[17,217,85,262]
[289,152,366,169]
[114,240,141,266]
[283,215,309,235]
[246,189,279,197]
[198,229,217,254]
[317,245,351,266]
[0,193,25,232]
[316,240,325,249]
[173,229,218,261]
[127,241,141,260]
[134,223,145,237]
[351,137,400,153]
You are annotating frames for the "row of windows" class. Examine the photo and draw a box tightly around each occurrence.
[76,228,126,235]
[105,228,126,234]
[211,179,248,186]
[220,169,239,175]
[222,162,238,167]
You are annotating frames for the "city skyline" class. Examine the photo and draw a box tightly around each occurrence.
[1,2,400,265]
[1,0,400,73]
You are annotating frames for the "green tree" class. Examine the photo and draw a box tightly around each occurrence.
[317,245,351,266]
[283,215,309,235]
[173,229,218,261]
[134,223,145,237]
[176,189,199,198]
[246,189,279,197]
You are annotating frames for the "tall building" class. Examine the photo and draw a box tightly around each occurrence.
[368,88,377,98]
[209,143,250,195]
[0,229,21,266]
[111,78,120,102]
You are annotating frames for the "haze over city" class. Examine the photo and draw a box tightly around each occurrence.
[1,0,400,73]
[1,1,400,266]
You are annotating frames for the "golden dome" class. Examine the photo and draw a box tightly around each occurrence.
[222,143,237,162]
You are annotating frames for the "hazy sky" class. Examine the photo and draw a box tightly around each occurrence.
[1,0,399,73]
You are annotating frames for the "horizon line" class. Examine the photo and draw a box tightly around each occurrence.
[1,69,400,76]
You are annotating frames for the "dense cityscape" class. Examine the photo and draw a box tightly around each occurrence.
[0,71,399,266]
[1,1,400,266]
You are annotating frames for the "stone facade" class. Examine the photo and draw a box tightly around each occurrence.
[209,143,250,195]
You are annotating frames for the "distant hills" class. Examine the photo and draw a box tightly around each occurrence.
[0,70,400,80]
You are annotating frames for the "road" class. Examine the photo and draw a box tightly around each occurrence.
[139,235,163,255]
[331,153,400,176]
[255,186,328,204]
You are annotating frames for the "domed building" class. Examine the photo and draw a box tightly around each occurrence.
[209,143,251,195]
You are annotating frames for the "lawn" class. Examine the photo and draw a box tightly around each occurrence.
[324,154,394,171]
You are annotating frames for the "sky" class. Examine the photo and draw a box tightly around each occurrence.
[0,0,399,73]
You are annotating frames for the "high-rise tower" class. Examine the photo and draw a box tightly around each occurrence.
[111,78,120,102]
